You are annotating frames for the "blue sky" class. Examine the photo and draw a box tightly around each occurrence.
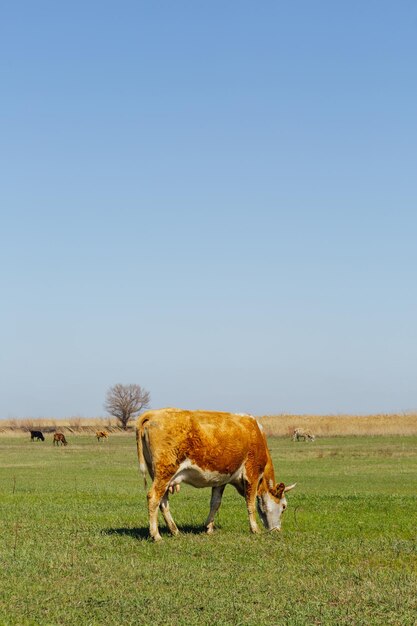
[1,1,416,417]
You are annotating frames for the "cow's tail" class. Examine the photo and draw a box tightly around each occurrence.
[136,415,149,490]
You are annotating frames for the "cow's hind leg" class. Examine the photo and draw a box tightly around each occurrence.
[147,478,173,541]
[159,492,179,537]
[205,486,225,534]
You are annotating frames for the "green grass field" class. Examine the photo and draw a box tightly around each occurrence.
[0,434,416,625]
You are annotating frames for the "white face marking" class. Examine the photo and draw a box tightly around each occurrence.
[257,492,287,530]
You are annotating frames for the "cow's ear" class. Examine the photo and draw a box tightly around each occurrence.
[275,482,285,498]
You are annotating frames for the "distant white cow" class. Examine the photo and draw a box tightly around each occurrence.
[292,428,315,442]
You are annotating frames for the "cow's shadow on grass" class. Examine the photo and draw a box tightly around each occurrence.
[104,524,205,541]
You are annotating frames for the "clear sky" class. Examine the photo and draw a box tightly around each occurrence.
[1,1,416,418]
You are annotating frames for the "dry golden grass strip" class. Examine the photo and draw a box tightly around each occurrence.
[0,417,119,435]
[259,412,417,437]
[1,413,416,437]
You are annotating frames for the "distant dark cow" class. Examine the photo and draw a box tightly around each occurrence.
[53,432,68,446]
[96,430,109,442]
[30,430,45,442]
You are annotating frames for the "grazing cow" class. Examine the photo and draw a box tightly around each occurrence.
[30,430,45,442]
[136,408,296,541]
[53,432,68,446]
[96,430,109,442]
[292,428,315,442]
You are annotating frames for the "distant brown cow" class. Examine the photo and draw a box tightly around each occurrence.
[53,432,68,446]
[96,430,109,442]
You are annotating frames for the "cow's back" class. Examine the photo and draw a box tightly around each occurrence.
[138,408,268,478]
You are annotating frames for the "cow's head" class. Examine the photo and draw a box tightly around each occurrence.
[256,481,296,531]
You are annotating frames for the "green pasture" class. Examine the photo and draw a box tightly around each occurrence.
[0,434,416,625]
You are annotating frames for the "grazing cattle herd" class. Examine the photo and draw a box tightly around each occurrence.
[29,430,110,445]
[136,408,296,541]
[23,411,317,540]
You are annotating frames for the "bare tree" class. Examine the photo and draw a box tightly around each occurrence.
[104,384,150,430]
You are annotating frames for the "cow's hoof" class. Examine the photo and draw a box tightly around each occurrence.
[152,534,163,542]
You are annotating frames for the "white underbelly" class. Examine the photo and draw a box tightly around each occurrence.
[171,460,245,489]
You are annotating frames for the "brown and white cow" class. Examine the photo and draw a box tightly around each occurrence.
[53,432,68,446]
[96,430,109,442]
[136,408,296,541]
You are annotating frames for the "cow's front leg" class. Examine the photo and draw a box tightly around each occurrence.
[205,486,225,534]
[159,492,179,536]
[244,481,261,534]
